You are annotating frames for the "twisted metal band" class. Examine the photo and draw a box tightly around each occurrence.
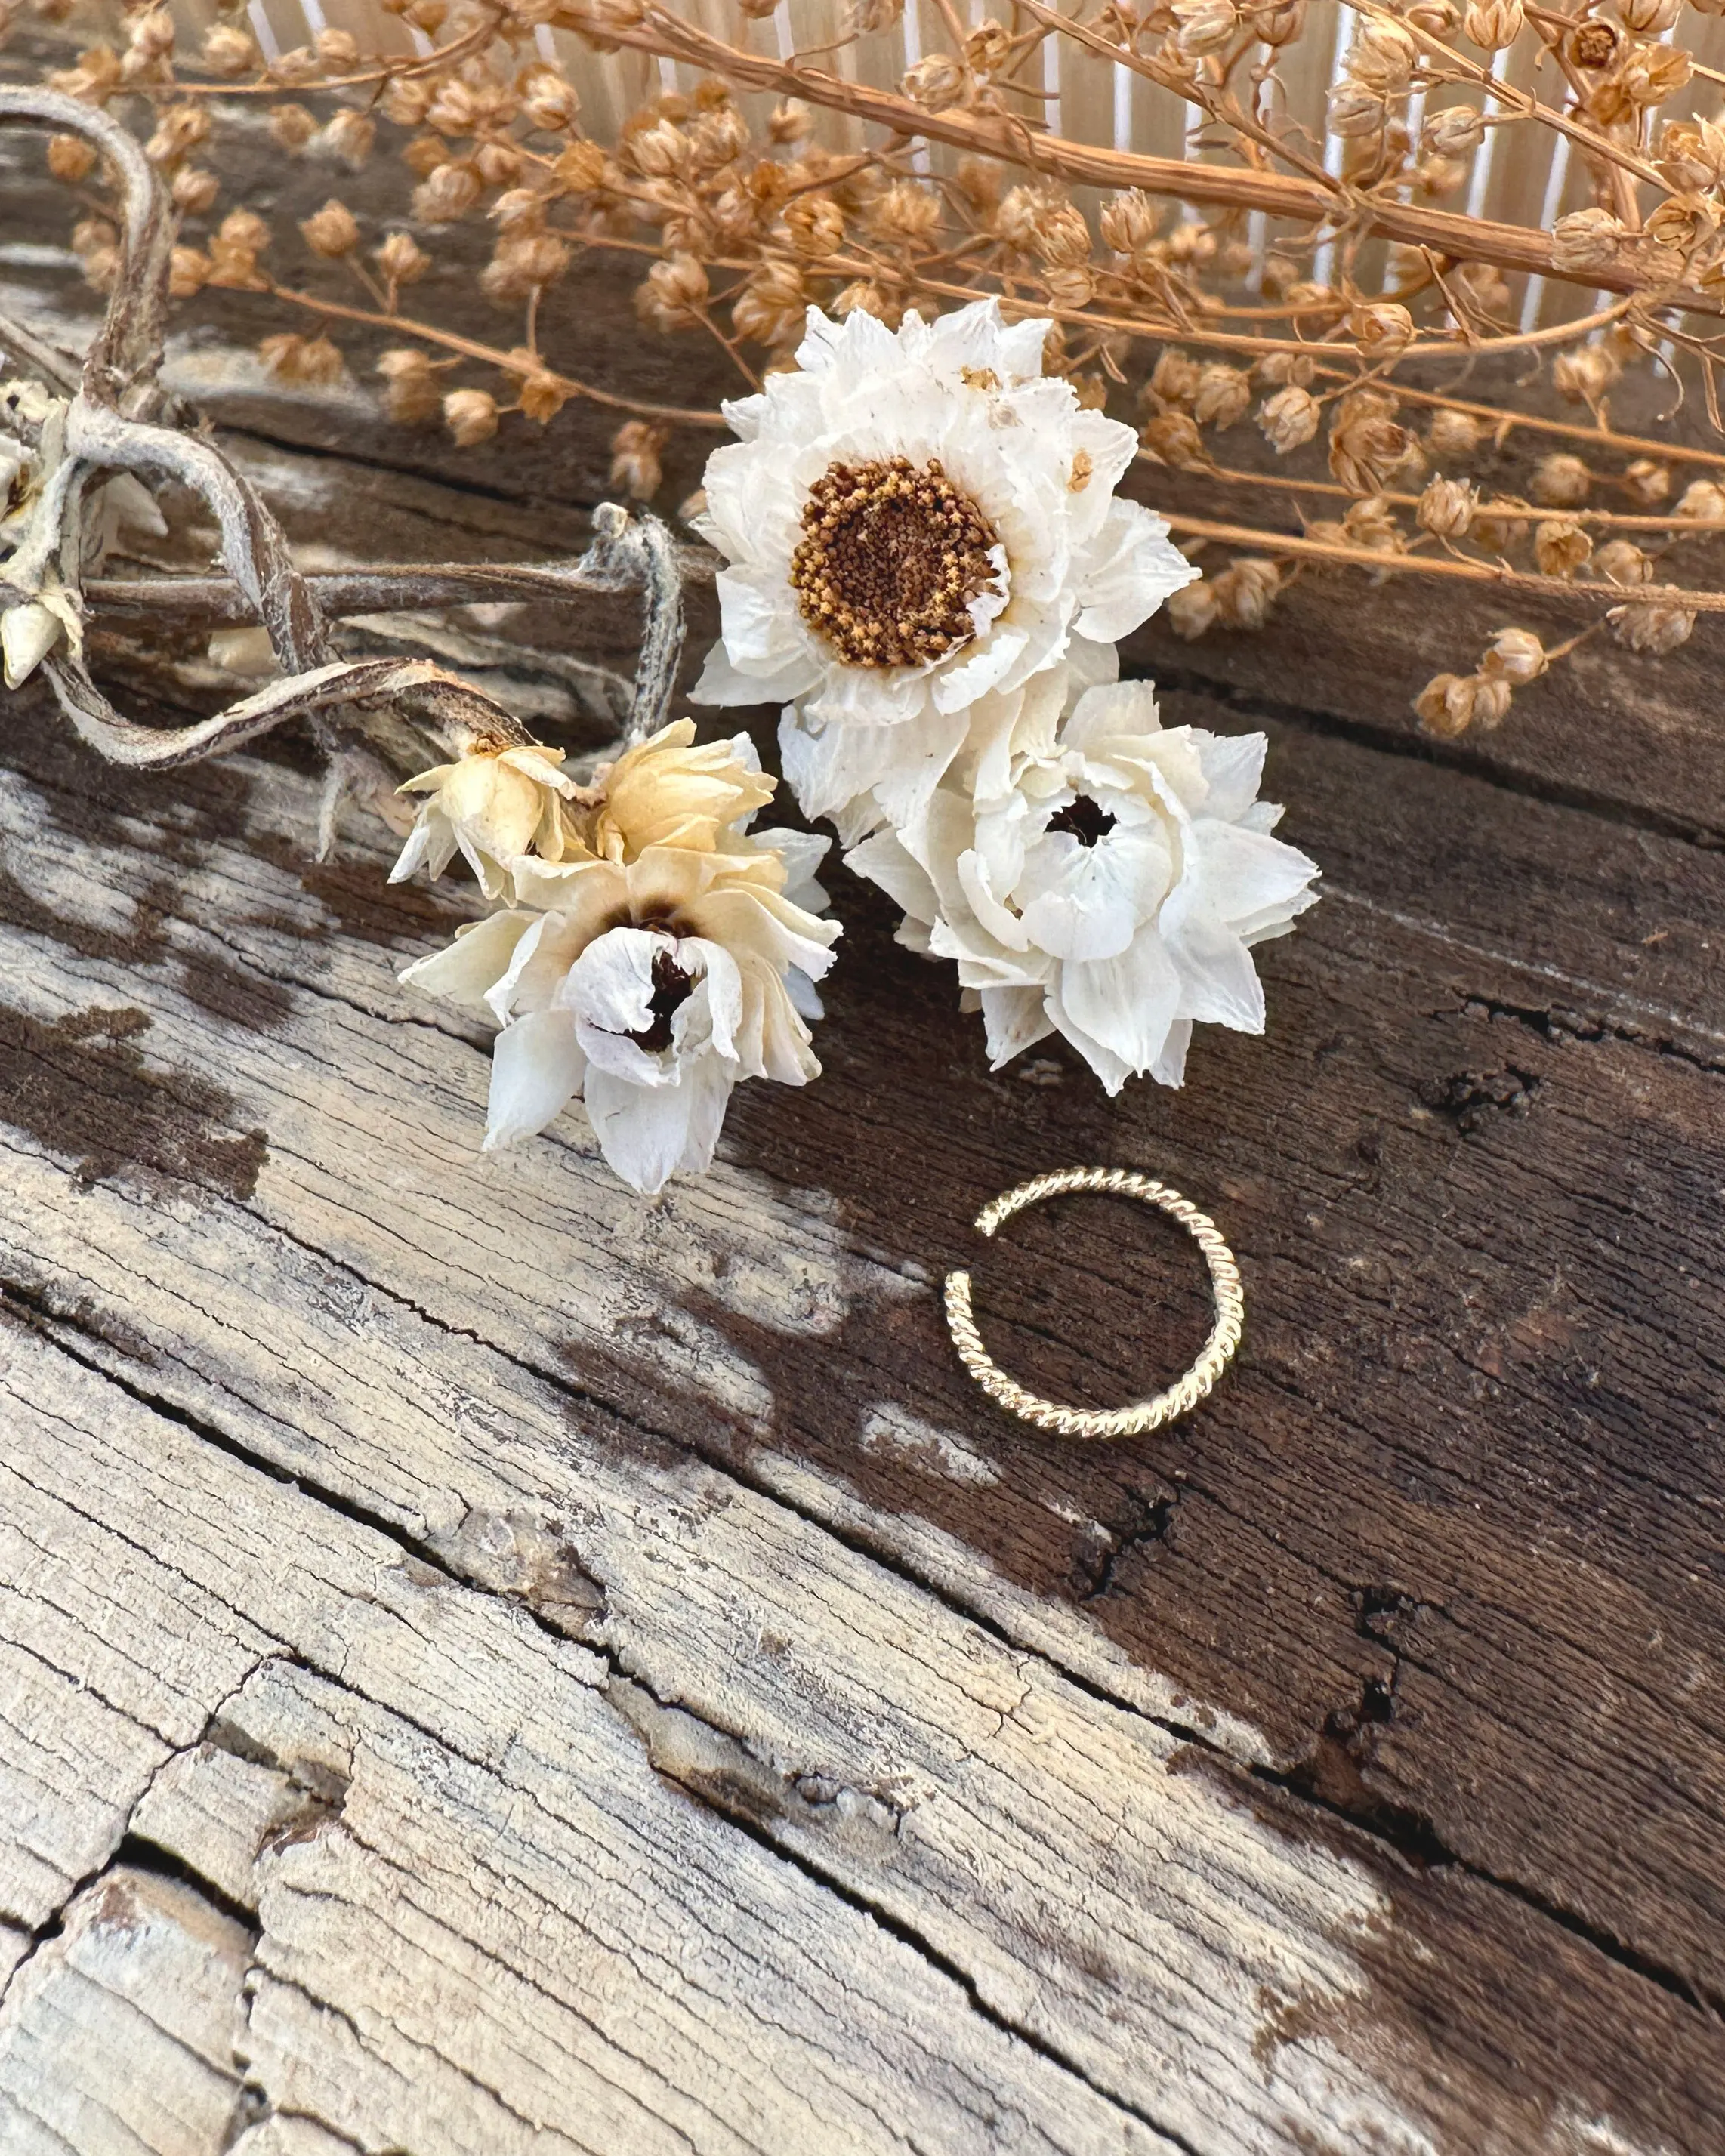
[943,1167,1244,1440]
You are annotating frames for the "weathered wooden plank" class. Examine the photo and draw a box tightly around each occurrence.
[0,1865,253,2156]
[2,1322,1178,2155]
[2,691,1724,2151]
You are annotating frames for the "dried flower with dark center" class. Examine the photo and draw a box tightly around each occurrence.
[628,944,695,1053]
[1046,795,1117,847]
[788,455,1001,668]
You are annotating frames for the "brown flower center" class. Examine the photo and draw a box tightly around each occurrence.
[789,455,1002,670]
[628,945,694,1055]
[1046,796,1117,848]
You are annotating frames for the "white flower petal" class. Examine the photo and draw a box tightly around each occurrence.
[1075,500,1199,643]
[846,826,939,927]
[1054,927,1184,1084]
[979,984,1054,1067]
[583,1055,735,1195]
[398,908,533,1013]
[482,1010,587,1149]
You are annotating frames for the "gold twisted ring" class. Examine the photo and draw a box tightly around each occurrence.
[943,1167,1244,1439]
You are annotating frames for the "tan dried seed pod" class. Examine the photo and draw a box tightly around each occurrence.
[301,199,360,257]
[1531,454,1592,508]
[1481,628,1547,683]
[1534,520,1591,579]
[443,387,499,447]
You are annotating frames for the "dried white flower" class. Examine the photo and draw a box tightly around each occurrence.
[403,837,838,1194]
[690,299,1196,842]
[390,739,583,899]
[847,678,1318,1092]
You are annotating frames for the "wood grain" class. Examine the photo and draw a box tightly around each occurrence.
[2,62,1725,2151]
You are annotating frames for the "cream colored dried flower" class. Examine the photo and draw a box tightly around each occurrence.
[1551,208,1625,274]
[580,720,778,862]
[1258,384,1320,454]
[1464,0,1523,48]
[1418,476,1477,538]
[1535,520,1591,579]
[609,419,668,500]
[1213,557,1281,629]
[847,678,1319,1093]
[1531,453,1591,508]
[258,333,344,386]
[637,252,710,331]
[1676,479,1725,521]
[1594,538,1652,586]
[393,740,582,897]
[404,836,838,1195]
[377,348,442,425]
[301,199,360,258]
[202,24,255,76]
[1481,628,1547,683]
[694,300,1194,838]
[903,54,967,112]
[1167,578,1220,639]
[1193,363,1252,430]
[443,387,498,446]
[1612,603,1694,653]
[1622,458,1671,507]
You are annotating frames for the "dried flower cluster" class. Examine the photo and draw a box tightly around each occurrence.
[692,298,1319,1089]
[16,0,1725,729]
[395,721,840,1191]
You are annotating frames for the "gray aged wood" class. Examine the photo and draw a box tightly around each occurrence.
[2,70,1725,2156]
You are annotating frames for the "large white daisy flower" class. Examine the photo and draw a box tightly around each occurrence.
[847,680,1319,1094]
[689,299,1197,841]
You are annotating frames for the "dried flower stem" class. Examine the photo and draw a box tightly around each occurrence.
[268,282,729,428]
[1165,512,1725,611]
[569,4,1720,314]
